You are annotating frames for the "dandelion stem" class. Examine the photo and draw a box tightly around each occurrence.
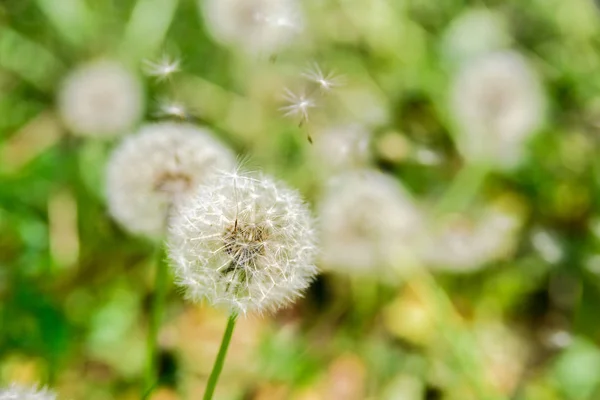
[434,162,489,216]
[143,244,168,399]
[203,312,238,400]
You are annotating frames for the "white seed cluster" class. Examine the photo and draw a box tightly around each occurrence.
[201,0,303,55]
[57,60,144,138]
[106,122,235,238]
[318,170,422,280]
[168,170,318,314]
[419,206,522,272]
[0,383,56,400]
[311,124,371,175]
[451,50,544,168]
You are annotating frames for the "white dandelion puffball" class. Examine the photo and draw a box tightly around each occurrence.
[106,122,235,238]
[0,383,56,400]
[201,0,303,55]
[58,60,144,137]
[312,124,371,175]
[168,170,318,314]
[440,9,511,67]
[450,51,544,168]
[419,206,522,272]
[318,170,422,280]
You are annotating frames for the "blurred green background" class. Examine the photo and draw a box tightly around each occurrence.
[3,0,600,399]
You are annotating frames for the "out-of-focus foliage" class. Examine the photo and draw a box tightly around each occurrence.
[2,0,600,399]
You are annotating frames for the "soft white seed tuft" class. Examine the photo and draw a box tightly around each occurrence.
[318,169,422,280]
[419,206,523,272]
[201,0,303,56]
[106,122,235,238]
[57,60,144,138]
[0,383,56,400]
[311,124,371,175]
[450,50,544,168]
[167,170,318,314]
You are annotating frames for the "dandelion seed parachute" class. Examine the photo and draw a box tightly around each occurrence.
[0,383,56,400]
[57,60,144,138]
[106,122,235,238]
[318,170,422,280]
[167,170,318,314]
[201,0,303,55]
[450,50,544,168]
[279,88,315,123]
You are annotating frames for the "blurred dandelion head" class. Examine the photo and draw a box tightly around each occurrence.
[106,122,235,238]
[57,60,144,138]
[441,9,511,66]
[201,0,303,55]
[167,170,318,314]
[420,205,523,272]
[311,124,371,174]
[0,383,56,400]
[451,51,544,168]
[318,170,422,279]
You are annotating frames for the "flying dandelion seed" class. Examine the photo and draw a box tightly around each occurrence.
[57,60,144,138]
[279,88,316,125]
[168,169,318,314]
[154,98,189,119]
[106,122,235,238]
[302,63,344,92]
[143,54,181,82]
[0,383,56,400]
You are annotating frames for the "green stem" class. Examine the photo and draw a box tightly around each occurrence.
[143,244,168,399]
[203,313,238,400]
[434,163,489,216]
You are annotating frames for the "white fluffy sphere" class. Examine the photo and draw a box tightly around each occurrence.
[451,51,544,168]
[419,206,522,272]
[0,383,56,400]
[311,124,371,175]
[318,170,422,280]
[201,0,303,55]
[106,122,235,238]
[168,170,318,314]
[58,60,144,137]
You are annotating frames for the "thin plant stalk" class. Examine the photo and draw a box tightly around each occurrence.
[203,313,238,400]
[434,162,489,216]
[143,244,168,399]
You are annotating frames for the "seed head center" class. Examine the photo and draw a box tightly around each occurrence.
[223,222,268,269]
[154,171,192,194]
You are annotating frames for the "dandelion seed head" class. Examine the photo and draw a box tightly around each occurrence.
[143,54,181,81]
[106,122,235,238]
[201,0,303,55]
[451,51,544,168]
[318,170,422,279]
[441,9,511,66]
[58,60,144,138]
[420,206,522,272]
[0,383,56,400]
[280,88,315,123]
[168,170,318,314]
[312,124,371,174]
